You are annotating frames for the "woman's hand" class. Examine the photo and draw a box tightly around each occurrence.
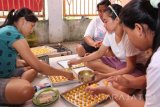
[63,71,75,80]
[107,75,135,88]
[16,59,29,67]
[85,83,114,95]
[68,59,82,67]
[93,41,102,48]
[86,86,107,95]
[90,71,108,83]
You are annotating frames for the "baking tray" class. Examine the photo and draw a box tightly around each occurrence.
[31,45,57,57]
[61,83,110,107]
[57,60,84,69]
[48,75,79,86]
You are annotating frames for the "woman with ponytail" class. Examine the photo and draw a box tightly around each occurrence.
[0,8,74,105]
[86,0,160,107]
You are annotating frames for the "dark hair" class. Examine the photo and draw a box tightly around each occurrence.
[0,8,38,28]
[154,3,160,52]
[105,4,122,20]
[97,0,111,10]
[119,0,160,99]
[120,0,159,52]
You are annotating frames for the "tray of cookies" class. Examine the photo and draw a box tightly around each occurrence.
[48,75,79,86]
[61,83,110,107]
[31,46,57,57]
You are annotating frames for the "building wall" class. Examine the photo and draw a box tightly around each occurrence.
[47,0,90,43]
[63,18,90,41]
[34,19,90,44]
[48,0,64,43]
[0,19,90,44]
[35,20,49,44]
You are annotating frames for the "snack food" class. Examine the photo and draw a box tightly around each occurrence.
[90,83,98,88]
[49,76,69,83]
[61,83,109,107]
[102,80,112,87]
[31,46,57,56]
[48,75,79,86]
[57,60,84,69]
[32,87,59,106]
[71,63,84,69]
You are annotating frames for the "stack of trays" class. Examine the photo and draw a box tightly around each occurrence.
[61,83,110,107]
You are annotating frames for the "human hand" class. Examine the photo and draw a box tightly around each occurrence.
[84,53,90,56]
[68,59,81,67]
[106,75,135,88]
[85,84,113,95]
[93,41,102,48]
[90,71,107,83]
[64,71,75,80]
[16,59,28,67]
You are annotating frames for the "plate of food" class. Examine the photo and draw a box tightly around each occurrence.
[32,87,59,106]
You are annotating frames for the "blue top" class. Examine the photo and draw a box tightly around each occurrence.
[0,25,24,78]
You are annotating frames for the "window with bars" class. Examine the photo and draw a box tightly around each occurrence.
[63,0,122,17]
[63,0,100,17]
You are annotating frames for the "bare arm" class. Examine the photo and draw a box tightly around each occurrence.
[84,36,95,47]
[16,58,29,67]
[84,36,102,48]
[107,75,146,89]
[87,86,144,107]
[123,75,146,89]
[68,45,109,65]
[13,39,73,78]
[106,87,144,107]
[81,45,108,61]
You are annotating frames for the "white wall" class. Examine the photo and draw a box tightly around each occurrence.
[48,0,68,43]
[47,0,91,43]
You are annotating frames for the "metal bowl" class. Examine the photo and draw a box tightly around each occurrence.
[78,70,95,83]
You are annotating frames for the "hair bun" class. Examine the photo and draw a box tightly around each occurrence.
[150,0,160,8]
